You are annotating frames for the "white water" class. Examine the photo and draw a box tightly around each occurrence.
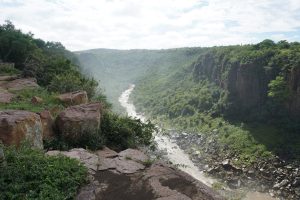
[119,84,275,200]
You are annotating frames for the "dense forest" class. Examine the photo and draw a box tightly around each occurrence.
[133,40,300,162]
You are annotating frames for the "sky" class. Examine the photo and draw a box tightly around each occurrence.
[1,0,300,51]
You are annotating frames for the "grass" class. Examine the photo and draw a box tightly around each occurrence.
[0,88,64,115]
[0,143,88,200]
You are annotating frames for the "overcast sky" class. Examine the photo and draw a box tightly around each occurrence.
[1,0,300,51]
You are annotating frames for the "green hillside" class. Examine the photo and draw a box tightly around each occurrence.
[75,48,205,112]
[132,40,300,162]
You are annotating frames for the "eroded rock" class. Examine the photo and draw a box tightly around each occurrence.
[0,90,14,103]
[58,91,88,106]
[38,110,55,140]
[0,110,43,148]
[56,103,101,141]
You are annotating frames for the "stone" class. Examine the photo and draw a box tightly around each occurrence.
[38,110,55,140]
[56,103,101,141]
[0,110,43,149]
[57,91,88,106]
[118,148,149,163]
[47,148,99,173]
[0,90,14,103]
[114,157,145,174]
[31,96,43,104]
[273,179,289,189]
[5,78,39,91]
[96,147,118,158]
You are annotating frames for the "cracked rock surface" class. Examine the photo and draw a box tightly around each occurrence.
[47,147,224,200]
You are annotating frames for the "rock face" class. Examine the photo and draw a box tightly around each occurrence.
[47,147,224,200]
[38,110,55,140]
[4,78,39,91]
[56,103,101,141]
[0,90,14,103]
[0,110,43,149]
[58,91,88,106]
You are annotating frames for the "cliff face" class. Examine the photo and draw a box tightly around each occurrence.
[288,67,300,115]
[192,50,300,117]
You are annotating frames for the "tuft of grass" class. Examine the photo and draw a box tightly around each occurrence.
[0,143,88,200]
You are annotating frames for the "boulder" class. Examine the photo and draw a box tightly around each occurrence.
[0,110,43,149]
[38,110,55,140]
[56,103,101,141]
[57,91,88,106]
[0,90,14,103]
[31,96,43,104]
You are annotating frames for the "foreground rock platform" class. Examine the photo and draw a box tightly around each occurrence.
[47,147,224,200]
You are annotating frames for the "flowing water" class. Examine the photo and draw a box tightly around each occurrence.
[119,84,275,200]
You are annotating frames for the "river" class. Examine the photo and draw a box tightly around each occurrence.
[119,84,275,200]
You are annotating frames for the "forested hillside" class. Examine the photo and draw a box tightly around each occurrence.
[133,40,300,161]
[76,48,205,112]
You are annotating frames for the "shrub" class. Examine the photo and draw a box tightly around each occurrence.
[100,112,155,150]
[0,144,88,200]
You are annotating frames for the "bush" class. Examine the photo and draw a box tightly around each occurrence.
[101,112,155,150]
[0,144,88,200]
[48,72,98,98]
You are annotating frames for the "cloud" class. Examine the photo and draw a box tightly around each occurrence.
[0,0,299,50]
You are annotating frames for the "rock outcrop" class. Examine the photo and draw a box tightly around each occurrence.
[38,110,55,140]
[47,147,224,200]
[4,78,39,91]
[0,110,43,149]
[57,91,88,106]
[0,89,14,103]
[56,103,101,141]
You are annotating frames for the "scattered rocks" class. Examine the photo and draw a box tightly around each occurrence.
[38,110,55,140]
[0,110,43,149]
[170,130,300,200]
[56,103,101,141]
[57,91,88,106]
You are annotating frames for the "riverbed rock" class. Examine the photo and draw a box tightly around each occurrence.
[0,110,43,148]
[38,110,55,140]
[56,103,101,141]
[57,91,88,106]
[5,78,39,91]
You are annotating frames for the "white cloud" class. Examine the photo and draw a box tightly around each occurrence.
[0,0,299,50]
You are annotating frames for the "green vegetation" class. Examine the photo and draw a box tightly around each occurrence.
[0,21,98,97]
[0,88,63,113]
[132,40,300,163]
[76,48,205,112]
[0,144,87,200]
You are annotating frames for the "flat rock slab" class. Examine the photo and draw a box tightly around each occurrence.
[96,147,118,158]
[119,148,149,163]
[47,148,99,173]
[5,78,39,91]
[47,147,224,200]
